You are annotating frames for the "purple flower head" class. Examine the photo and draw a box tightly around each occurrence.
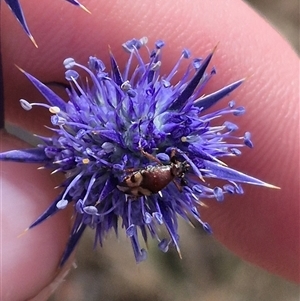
[0,38,278,265]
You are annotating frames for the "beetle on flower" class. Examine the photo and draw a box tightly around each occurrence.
[0,38,278,265]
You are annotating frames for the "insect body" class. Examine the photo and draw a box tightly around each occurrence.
[117,149,189,197]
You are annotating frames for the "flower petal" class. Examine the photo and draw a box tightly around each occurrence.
[60,223,87,266]
[65,0,91,14]
[203,160,280,188]
[18,68,67,110]
[4,0,37,47]
[29,193,72,229]
[194,78,244,110]
[0,148,49,163]
[170,50,215,110]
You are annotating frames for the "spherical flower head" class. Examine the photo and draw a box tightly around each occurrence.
[0,38,278,265]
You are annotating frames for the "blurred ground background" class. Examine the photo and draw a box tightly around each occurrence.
[50,1,299,300]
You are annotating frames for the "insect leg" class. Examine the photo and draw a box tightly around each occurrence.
[170,149,177,163]
[124,167,139,173]
[172,179,183,192]
[139,148,163,165]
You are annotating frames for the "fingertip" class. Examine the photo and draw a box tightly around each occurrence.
[1,0,298,284]
[1,132,72,300]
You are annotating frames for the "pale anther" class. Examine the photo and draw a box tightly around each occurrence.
[19,99,32,111]
[49,106,61,114]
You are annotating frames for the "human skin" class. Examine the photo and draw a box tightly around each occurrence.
[0,0,299,300]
